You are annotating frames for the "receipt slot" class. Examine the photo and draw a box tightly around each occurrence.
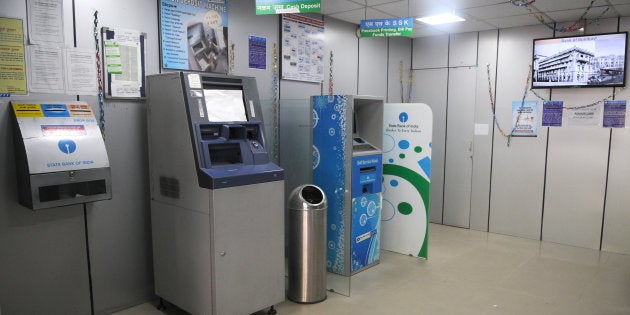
[10,102,112,210]
[312,95,383,276]
[147,72,285,315]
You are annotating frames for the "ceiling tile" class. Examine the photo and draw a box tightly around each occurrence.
[439,0,508,10]
[531,0,610,12]
[372,0,413,17]
[485,13,541,29]
[407,2,456,18]
[546,6,618,23]
[463,2,530,20]
[329,7,394,25]
[321,0,364,15]
[348,0,401,6]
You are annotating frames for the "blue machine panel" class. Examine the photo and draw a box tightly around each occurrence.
[351,193,381,272]
[312,95,348,275]
[351,154,382,198]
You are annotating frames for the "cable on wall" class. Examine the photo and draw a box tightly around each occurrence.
[93,11,105,138]
[328,50,334,96]
[272,43,279,161]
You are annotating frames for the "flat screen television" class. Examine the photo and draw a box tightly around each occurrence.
[532,32,627,88]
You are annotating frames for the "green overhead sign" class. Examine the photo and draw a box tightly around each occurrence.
[360,18,414,37]
[256,0,321,15]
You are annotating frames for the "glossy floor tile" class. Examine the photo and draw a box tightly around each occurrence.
[115,224,630,315]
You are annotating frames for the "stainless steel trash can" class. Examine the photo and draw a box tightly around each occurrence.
[287,184,327,304]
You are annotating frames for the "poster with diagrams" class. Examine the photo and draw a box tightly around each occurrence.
[281,13,324,83]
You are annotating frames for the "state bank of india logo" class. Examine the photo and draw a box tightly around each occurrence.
[399,112,408,123]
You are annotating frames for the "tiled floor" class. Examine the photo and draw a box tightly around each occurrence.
[115,223,630,315]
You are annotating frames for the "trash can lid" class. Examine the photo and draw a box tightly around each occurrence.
[288,184,327,211]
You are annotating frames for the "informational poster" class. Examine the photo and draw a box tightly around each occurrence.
[568,104,602,126]
[27,0,64,44]
[542,100,563,127]
[64,48,97,95]
[102,27,146,98]
[0,17,27,95]
[255,0,321,14]
[159,0,228,73]
[381,103,432,259]
[281,14,324,83]
[603,100,627,128]
[360,18,414,37]
[511,100,538,136]
[27,45,65,94]
[248,35,266,70]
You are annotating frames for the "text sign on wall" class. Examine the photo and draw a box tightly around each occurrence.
[256,0,321,15]
[360,18,414,37]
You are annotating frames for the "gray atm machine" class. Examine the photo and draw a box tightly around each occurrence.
[147,72,285,315]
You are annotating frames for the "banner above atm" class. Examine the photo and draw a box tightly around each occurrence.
[255,0,321,15]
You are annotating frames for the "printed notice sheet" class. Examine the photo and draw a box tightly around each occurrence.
[27,45,64,93]
[65,48,97,95]
[27,0,64,44]
[0,17,27,95]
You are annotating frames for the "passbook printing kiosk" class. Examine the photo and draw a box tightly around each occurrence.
[10,102,111,210]
[147,72,285,315]
[312,95,384,276]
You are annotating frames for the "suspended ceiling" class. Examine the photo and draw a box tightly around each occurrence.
[319,0,630,37]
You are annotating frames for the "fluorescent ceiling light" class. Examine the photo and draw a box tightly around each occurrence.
[416,13,465,25]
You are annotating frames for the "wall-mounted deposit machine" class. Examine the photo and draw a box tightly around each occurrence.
[312,95,383,276]
[10,101,111,210]
[147,72,284,315]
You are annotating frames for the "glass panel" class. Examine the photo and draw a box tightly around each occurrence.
[259,99,279,164]
[279,98,351,297]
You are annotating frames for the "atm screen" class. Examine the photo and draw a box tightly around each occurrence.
[203,89,248,122]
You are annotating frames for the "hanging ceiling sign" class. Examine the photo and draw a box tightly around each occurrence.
[360,18,414,37]
[256,0,321,15]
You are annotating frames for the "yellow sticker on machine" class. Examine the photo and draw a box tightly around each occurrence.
[12,103,43,117]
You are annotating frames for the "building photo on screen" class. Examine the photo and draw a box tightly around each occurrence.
[532,32,627,88]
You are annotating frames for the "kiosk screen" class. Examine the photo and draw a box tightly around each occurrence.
[203,89,247,122]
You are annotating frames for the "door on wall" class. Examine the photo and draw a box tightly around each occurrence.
[442,67,476,228]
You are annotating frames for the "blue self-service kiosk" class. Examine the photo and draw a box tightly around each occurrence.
[147,72,284,315]
[312,95,384,276]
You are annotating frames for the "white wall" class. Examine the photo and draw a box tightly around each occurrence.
[413,18,630,254]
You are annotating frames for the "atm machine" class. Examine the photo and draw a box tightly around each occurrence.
[311,95,383,276]
[10,101,112,210]
[146,72,285,315]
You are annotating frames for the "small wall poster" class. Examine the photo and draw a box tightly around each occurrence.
[568,104,602,126]
[248,35,266,70]
[511,100,538,136]
[603,100,626,128]
[542,101,563,127]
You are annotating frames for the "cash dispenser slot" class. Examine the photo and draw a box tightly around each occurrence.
[360,166,376,173]
[209,143,242,165]
[39,179,107,202]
